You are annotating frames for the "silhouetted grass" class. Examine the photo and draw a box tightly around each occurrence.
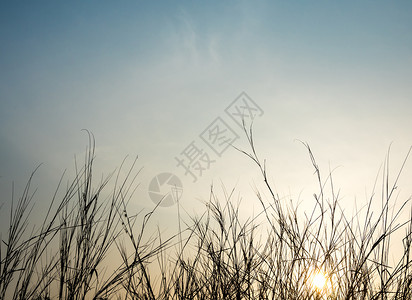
[1,128,411,299]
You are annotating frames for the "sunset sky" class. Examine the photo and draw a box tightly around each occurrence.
[1,1,412,231]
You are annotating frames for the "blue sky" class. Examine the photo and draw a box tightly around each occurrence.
[1,1,412,231]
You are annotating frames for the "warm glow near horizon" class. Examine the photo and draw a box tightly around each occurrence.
[311,270,328,290]
[1,2,412,298]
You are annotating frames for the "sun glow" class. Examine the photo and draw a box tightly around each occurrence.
[312,271,328,290]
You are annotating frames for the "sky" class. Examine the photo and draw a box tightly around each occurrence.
[1,1,412,236]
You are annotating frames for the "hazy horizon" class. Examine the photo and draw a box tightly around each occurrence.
[1,1,412,236]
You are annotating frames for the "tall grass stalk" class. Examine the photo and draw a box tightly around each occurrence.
[1,128,411,299]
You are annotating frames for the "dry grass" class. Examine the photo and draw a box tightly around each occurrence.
[1,129,411,299]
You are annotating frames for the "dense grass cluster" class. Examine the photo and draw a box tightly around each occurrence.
[1,129,411,299]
